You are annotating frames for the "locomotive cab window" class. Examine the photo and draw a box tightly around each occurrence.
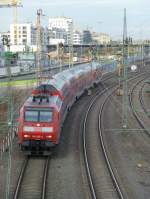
[25,108,53,122]
[39,111,52,122]
[25,110,38,122]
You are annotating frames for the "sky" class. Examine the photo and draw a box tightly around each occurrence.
[0,0,150,40]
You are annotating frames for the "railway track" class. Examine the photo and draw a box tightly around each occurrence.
[0,70,117,199]
[129,75,150,137]
[11,73,116,199]
[82,70,150,199]
[8,65,150,199]
[82,83,125,199]
[13,156,50,199]
[139,82,149,116]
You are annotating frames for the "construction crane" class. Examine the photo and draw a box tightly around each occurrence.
[0,0,22,10]
[0,0,22,45]
[36,9,50,84]
[0,0,22,23]
[0,0,21,7]
[0,0,22,77]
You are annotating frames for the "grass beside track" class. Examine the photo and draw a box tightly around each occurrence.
[0,79,36,87]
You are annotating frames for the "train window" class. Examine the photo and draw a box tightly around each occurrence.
[25,108,53,122]
[39,111,53,122]
[53,79,65,90]
[56,97,62,109]
[25,110,38,122]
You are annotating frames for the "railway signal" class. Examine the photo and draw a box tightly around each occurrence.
[131,65,137,72]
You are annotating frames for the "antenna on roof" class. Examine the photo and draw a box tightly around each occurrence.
[46,97,49,103]
[32,95,50,103]
[39,97,43,104]
[33,96,36,102]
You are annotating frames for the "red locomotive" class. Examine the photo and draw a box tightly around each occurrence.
[18,62,116,155]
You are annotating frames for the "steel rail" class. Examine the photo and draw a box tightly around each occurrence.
[82,71,149,199]
[13,157,29,199]
[41,157,50,199]
[129,75,150,137]
[98,88,125,199]
[13,156,50,199]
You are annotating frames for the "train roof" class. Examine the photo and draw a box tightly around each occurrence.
[24,96,61,108]
[45,62,101,90]
[56,62,101,78]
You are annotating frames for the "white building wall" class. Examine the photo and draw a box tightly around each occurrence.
[73,31,82,45]
[49,38,65,45]
[10,45,37,53]
[10,23,35,45]
[0,37,5,67]
[9,23,48,52]
[27,25,31,45]
[49,17,73,31]
[48,17,73,44]
[92,33,111,45]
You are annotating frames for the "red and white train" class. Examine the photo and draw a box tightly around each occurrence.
[18,62,116,154]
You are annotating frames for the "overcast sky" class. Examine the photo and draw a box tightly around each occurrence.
[0,0,150,40]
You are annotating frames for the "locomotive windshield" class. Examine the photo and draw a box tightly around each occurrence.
[25,108,53,122]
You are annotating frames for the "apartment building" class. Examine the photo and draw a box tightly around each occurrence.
[48,17,73,45]
[9,23,48,52]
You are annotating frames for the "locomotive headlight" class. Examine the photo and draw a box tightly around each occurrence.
[46,135,52,139]
[24,134,30,138]
[42,127,53,133]
[23,126,34,132]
